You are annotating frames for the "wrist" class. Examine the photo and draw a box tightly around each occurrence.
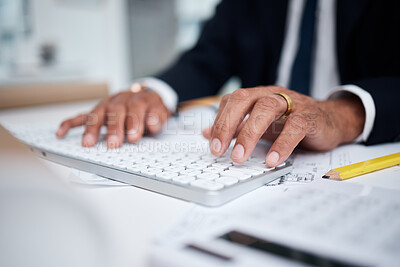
[325,96,365,144]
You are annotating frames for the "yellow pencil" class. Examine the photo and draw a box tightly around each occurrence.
[323,152,400,181]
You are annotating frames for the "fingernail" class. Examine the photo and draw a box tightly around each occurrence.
[56,128,63,136]
[211,138,222,154]
[147,116,159,125]
[82,133,95,146]
[127,129,138,138]
[231,144,244,161]
[266,151,280,166]
[107,135,119,147]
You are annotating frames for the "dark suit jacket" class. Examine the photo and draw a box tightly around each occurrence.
[157,0,400,145]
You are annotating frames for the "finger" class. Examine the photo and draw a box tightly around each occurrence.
[266,115,308,167]
[261,121,285,141]
[146,104,169,134]
[231,95,286,163]
[210,88,269,156]
[209,89,254,156]
[125,98,148,143]
[56,114,88,138]
[105,102,127,148]
[203,119,247,140]
[82,106,106,147]
[202,94,230,140]
[202,127,212,139]
[211,94,230,130]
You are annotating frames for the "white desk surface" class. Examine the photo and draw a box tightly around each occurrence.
[1,100,399,266]
[0,100,190,267]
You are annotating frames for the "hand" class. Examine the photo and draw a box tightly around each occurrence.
[56,90,171,148]
[203,86,365,167]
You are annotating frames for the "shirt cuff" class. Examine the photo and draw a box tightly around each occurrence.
[329,85,376,143]
[130,77,178,113]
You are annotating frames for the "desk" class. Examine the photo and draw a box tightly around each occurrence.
[0,100,190,267]
[0,101,399,267]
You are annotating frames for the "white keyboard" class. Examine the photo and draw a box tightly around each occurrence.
[6,124,292,206]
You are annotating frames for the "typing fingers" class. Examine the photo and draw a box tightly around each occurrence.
[82,106,107,147]
[202,119,246,140]
[209,89,256,156]
[266,114,308,167]
[105,93,131,148]
[231,95,287,163]
[202,94,230,140]
[126,97,147,143]
[56,114,89,138]
[146,105,169,134]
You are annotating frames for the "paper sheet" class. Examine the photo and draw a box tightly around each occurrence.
[155,141,400,246]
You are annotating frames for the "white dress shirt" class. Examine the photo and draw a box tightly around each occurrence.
[133,0,375,142]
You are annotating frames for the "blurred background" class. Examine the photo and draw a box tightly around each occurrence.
[0,0,239,108]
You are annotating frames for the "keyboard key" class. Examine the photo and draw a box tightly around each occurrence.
[173,161,190,167]
[186,163,208,170]
[184,154,201,161]
[133,159,154,165]
[196,172,219,181]
[212,162,232,169]
[127,164,148,173]
[220,170,252,180]
[140,168,163,176]
[216,176,239,186]
[152,162,171,169]
[201,155,219,161]
[172,176,195,185]
[229,165,264,176]
[164,165,185,173]
[203,166,225,174]
[156,171,179,180]
[196,159,216,165]
[180,169,202,177]
[240,163,275,172]
[215,158,233,164]
[112,161,128,169]
[191,180,224,191]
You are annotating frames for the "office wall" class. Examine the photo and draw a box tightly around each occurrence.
[3,0,225,94]
[8,0,130,92]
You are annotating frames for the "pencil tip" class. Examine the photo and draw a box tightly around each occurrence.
[322,175,329,179]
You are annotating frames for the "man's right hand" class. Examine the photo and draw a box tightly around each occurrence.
[56,90,171,148]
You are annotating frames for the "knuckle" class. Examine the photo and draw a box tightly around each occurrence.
[86,113,100,127]
[245,118,265,135]
[240,126,258,141]
[107,102,125,112]
[275,138,293,152]
[125,112,141,126]
[230,88,250,101]
[221,94,230,103]
[288,115,308,134]
[255,96,280,113]
[213,120,230,135]
[129,97,147,108]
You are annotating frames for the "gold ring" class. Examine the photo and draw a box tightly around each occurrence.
[274,92,292,120]
[130,82,146,93]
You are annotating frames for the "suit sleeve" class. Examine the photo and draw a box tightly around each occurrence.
[156,0,237,102]
[352,77,400,145]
